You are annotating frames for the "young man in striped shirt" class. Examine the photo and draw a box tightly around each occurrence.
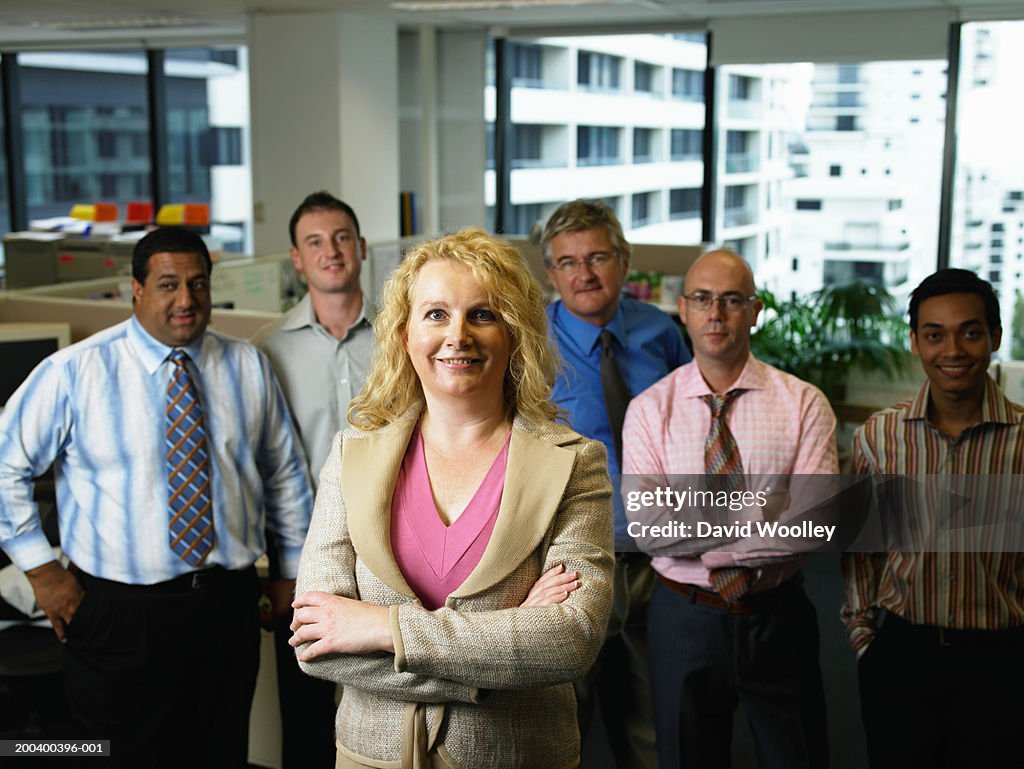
[842,268,1024,768]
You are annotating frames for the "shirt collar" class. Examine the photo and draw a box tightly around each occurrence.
[678,354,767,398]
[127,315,205,375]
[552,299,626,353]
[905,374,1017,426]
[281,292,372,336]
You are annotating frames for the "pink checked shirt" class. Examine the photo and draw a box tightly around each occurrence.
[622,355,838,589]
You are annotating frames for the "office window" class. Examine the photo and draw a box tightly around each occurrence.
[951,21,1024,356]
[669,188,700,220]
[671,68,704,101]
[632,192,652,227]
[723,185,756,227]
[634,62,657,95]
[838,64,860,83]
[578,51,621,91]
[577,125,620,166]
[0,62,7,264]
[512,125,543,168]
[836,115,857,131]
[509,203,543,235]
[488,33,706,243]
[829,164,842,177]
[633,128,656,163]
[165,47,251,252]
[512,43,543,87]
[796,199,823,211]
[670,129,702,162]
[726,131,758,173]
[20,51,152,223]
[728,74,753,101]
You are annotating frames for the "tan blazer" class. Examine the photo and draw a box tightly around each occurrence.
[296,408,614,769]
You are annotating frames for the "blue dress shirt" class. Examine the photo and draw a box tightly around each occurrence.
[0,316,313,583]
[547,297,691,548]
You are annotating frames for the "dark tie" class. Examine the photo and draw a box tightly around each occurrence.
[599,329,630,467]
[702,390,753,602]
[166,350,214,566]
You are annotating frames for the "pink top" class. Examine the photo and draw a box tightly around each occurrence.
[390,428,510,610]
[622,356,838,589]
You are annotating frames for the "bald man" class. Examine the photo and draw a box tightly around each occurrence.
[622,250,837,769]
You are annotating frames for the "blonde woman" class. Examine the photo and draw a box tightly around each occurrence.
[289,227,614,769]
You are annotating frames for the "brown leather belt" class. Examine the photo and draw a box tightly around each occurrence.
[657,573,800,615]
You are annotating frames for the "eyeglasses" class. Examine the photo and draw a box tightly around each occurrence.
[549,251,617,273]
[682,292,757,313]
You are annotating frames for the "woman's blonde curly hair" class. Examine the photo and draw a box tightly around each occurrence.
[349,227,562,430]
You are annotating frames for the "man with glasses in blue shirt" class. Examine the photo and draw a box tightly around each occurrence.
[543,199,690,769]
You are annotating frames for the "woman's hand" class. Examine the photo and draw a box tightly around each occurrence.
[519,564,580,608]
[289,591,395,660]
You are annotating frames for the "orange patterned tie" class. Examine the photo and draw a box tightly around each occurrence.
[166,350,214,566]
[702,390,753,602]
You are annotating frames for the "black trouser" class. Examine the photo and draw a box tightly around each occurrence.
[575,552,658,769]
[63,567,260,769]
[858,612,1024,769]
[272,611,338,769]
[647,576,829,769]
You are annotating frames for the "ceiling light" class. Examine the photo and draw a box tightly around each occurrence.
[391,0,622,11]
[31,16,209,32]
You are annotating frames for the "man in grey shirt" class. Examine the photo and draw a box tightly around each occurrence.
[253,191,374,769]
[254,191,374,482]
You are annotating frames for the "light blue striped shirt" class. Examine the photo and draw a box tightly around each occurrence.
[0,316,314,583]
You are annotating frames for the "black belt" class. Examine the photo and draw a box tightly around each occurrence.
[77,565,255,594]
[882,612,1024,649]
[615,550,650,564]
[657,573,802,615]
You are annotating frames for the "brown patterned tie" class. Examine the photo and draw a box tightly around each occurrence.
[166,350,214,566]
[702,390,753,602]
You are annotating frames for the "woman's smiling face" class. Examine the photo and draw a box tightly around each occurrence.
[403,259,511,409]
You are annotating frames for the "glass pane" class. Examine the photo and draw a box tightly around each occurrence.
[950,21,1024,358]
[485,33,707,238]
[165,47,252,253]
[19,50,151,225]
[714,59,946,305]
[0,55,8,269]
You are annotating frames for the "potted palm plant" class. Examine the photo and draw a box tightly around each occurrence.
[751,277,911,405]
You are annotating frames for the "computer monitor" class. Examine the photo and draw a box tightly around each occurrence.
[0,322,72,408]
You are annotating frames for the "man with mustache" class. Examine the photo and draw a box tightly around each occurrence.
[623,249,836,769]
[0,226,312,768]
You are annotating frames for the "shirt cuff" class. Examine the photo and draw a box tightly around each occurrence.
[1,528,58,574]
[276,544,303,580]
[846,618,876,657]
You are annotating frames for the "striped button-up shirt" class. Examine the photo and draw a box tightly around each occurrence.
[0,316,313,583]
[841,376,1024,654]
[623,355,838,588]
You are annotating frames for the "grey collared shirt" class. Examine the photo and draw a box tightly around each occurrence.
[253,292,374,487]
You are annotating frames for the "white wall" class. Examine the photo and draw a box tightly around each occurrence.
[399,28,487,236]
[248,11,399,254]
